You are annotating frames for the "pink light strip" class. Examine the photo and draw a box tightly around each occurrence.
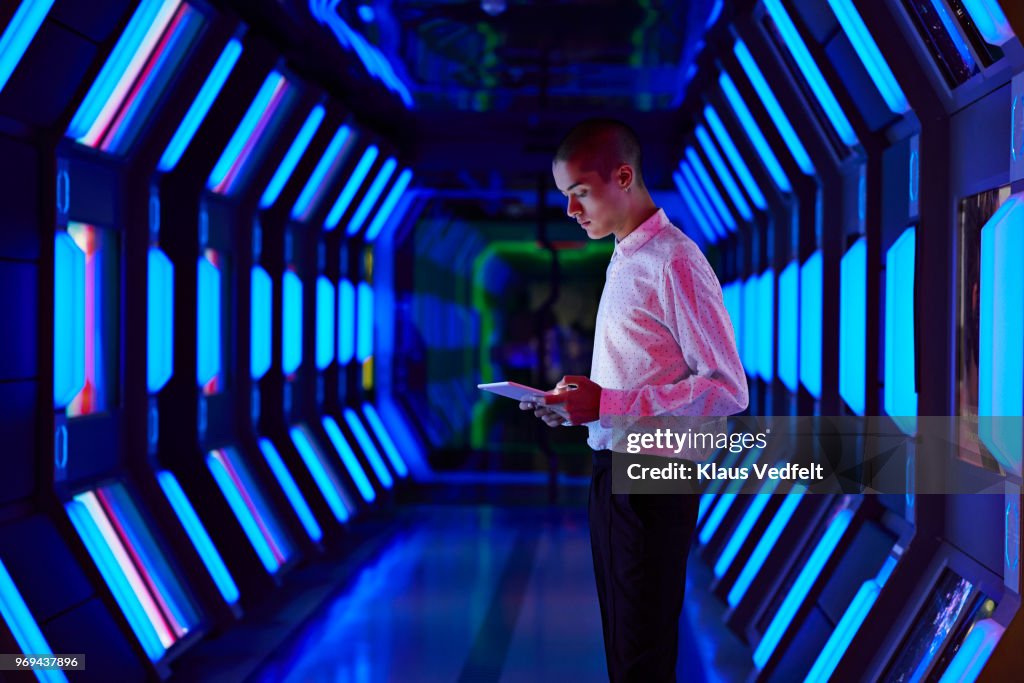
[76,491,176,648]
[80,0,181,148]
[96,488,185,639]
[99,5,188,152]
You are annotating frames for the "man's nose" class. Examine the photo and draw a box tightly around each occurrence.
[566,195,581,217]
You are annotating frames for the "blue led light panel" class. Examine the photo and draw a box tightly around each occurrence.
[316,276,336,370]
[696,125,753,221]
[979,195,1023,476]
[282,270,303,376]
[884,229,917,434]
[764,0,859,147]
[680,161,726,239]
[258,439,322,542]
[338,279,355,365]
[325,145,379,231]
[673,171,717,243]
[758,269,775,382]
[357,282,373,362]
[366,168,414,242]
[778,261,798,393]
[743,275,758,377]
[0,558,66,683]
[347,157,397,236]
[54,232,86,408]
[291,125,355,222]
[250,266,272,380]
[260,105,326,209]
[159,39,242,172]
[800,251,822,398]
[839,238,866,416]
[732,40,815,174]
[826,0,910,116]
[196,253,221,388]
[147,247,174,393]
[0,0,55,98]
[704,104,767,210]
[962,0,1015,46]
[686,147,737,232]
[719,72,792,193]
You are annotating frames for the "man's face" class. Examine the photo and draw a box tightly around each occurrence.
[552,156,629,240]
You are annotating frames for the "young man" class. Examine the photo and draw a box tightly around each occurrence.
[520,119,748,682]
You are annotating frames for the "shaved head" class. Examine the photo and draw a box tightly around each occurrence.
[553,118,645,188]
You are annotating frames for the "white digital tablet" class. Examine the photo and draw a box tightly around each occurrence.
[477,381,553,402]
[477,381,573,420]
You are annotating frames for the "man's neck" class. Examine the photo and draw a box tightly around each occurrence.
[612,201,660,242]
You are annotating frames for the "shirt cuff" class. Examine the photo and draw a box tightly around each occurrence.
[598,388,634,427]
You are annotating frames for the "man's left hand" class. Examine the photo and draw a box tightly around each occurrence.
[540,375,602,425]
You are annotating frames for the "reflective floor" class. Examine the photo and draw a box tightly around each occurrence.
[174,505,750,682]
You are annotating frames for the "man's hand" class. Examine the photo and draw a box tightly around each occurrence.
[519,398,568,428]
[539,375,602,425]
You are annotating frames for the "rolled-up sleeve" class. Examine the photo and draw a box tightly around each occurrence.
[598,250,748,419]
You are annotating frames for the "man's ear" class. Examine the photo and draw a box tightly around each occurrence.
[617,164,634,190]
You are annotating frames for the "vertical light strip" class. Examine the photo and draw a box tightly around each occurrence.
[743,275,758,377]
[290,124,353,221]
[800,250,822,399]
[673,170,718,243]
[884,228,917,434]
[357,282,373,362]
[0,0,56,97]
[54,232,86,407]
[696,125,753,221]
[758,269,775,382]
[260,105,326,209]
[978,196,1023,476]
[315,276,336,370]
[250,265,272,380]
[288,426,352,522]
[719,72,792,193]
[366,168,414,242]
[0,558,68,683]
[324,145,379,230]
[754,507,854,669]
[346,157,397,236]
[732,40,815,175]
[937,618,1005,682]
[321,416,376,502]
[825,0,909,115]
[777,261,798,393]
[338,279,355,364]
[156,471,239,605]
[147,247,174,393]
[764,0,859,147]
[258,438,322,542]
[686,147,737,231]
[344,408,393,489]
[362,403,408,478]
[158,39,243,172]
[282,269,303,376]
[704,104,767,210]
[196,253,221,388]
[839,238,866,416]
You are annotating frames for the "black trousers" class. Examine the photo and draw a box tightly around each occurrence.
[589,451,701,683]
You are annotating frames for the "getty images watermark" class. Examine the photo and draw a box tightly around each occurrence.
[603,415,1021,495]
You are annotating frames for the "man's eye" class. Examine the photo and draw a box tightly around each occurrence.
[576,192,588,198]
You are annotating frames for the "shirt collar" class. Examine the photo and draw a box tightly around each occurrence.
[614,208,669,258]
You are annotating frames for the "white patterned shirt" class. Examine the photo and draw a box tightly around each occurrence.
[587,208,748,450]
